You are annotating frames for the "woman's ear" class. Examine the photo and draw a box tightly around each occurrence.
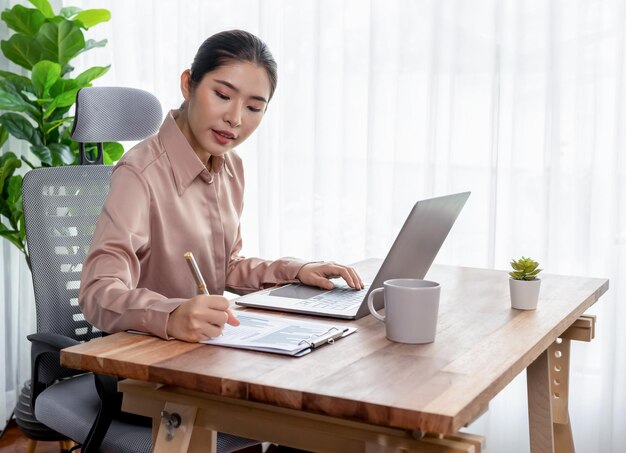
[180,69,192,101]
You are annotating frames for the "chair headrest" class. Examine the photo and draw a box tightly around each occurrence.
[71,87,163,143]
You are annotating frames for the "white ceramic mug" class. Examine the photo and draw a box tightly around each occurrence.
[367,278,441,344]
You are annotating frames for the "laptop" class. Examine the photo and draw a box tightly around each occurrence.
[235,191,470,319]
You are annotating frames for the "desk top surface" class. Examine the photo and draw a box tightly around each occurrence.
[61,265,608,434]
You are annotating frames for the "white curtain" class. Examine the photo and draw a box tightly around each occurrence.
[1,0,39,431]
[2,0,625,451]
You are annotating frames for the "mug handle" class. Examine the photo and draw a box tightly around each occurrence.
[367,287,385,321]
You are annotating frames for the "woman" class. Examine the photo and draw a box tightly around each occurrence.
[79,30,363,342]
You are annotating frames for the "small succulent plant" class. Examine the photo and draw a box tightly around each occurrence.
[509,256,542,281]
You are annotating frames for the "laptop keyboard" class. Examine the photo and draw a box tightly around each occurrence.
[294,284,369,311]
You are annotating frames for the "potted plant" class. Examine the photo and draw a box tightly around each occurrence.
[509,256,542,310]
[0,0,122,270]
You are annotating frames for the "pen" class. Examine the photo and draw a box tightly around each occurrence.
[184,251,209,295]
[184,252,239,327]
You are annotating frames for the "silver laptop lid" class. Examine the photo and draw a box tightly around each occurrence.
[355,191,470,318]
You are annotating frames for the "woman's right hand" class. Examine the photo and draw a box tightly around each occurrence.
[166,295,240,342]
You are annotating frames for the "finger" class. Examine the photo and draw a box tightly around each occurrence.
[204,307,231,328]
[200,323,224,340]
[346,267,363,290]
[227,308,240,326]
[332,266,357,289]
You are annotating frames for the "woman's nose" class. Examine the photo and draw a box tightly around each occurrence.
[224,103,242,127]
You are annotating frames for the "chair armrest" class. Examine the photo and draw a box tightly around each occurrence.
[81,373,122,453]
[27,332,80,350]
[27,332,84,413]
[28,333,124,453]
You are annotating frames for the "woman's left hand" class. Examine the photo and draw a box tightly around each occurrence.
[296,262,364,290]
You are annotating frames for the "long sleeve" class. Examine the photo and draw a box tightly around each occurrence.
[225,226,307,295]
[79,165,184,339]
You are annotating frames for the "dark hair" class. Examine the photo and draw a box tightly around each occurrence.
[189,30,278,100]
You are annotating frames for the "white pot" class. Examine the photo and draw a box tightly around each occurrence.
[509,278,541,310]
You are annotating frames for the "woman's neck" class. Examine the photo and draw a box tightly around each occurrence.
[174,108,211,166]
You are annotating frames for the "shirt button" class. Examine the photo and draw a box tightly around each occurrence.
[200,170,212,183]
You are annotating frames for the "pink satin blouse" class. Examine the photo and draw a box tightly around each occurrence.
[79,110,306,339]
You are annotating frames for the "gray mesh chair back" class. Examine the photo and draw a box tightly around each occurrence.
[22,165,112,341]
[23,86,163,339]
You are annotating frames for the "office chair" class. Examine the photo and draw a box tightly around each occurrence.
[21,86,260,452]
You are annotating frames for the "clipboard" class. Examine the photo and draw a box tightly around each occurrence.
[201,312,357,357]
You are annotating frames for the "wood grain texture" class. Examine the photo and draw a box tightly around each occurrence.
[527,351,555,452]
[61,264,608,435]
[118,379,481,453]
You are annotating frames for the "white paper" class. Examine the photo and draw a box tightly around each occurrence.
[201,312,356,356]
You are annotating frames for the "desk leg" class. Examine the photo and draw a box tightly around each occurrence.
[528,350,555,452]
[549,339,575,453]
[527,339,575,453]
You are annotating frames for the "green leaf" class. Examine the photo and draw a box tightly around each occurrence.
[78,38,107,55]
[20,156,37,169]
[72,9,111,29]
[0,223,25,252]
[46,105,71,122]
[31,60,61,98]
[75,65,110,87]
[36,19,85,67]
[510,256,542,279]
[0,113,42,146]
[7,175,23,218]
[0,152,22,191]
[48,143,75,165]
[0,71,34,94]
[0,88,31,112]
[43,88,79,119]
[29,144,52,165]
[0,79,40,118]
[21,90,39,102]
[0,125,8,148]
[49,77,78,97]
[60,6,82,18]
[1,5,46,36]
[27,0,54,18]
[103,142,124,164]
[1,34,43,70]
[44,116,74,135]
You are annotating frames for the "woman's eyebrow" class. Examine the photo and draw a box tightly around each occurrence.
[214,79,268,103]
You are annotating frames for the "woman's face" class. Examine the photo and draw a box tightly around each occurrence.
[180,61,271,159]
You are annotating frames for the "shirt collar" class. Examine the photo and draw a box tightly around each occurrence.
[159,110,233,195]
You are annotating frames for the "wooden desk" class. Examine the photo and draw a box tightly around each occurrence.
[61,265,608,452]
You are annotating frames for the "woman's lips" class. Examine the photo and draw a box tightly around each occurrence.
[211,129,235,145]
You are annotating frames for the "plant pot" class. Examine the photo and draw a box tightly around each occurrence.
[509,278,541,310]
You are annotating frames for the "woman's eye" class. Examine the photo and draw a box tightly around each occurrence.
[215,91,229,100]
[248,106,262,113]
